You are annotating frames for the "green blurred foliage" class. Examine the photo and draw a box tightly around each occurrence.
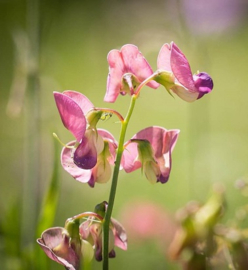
[1,0,248,269]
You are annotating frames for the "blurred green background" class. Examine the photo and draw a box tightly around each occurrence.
[1,0,248,269]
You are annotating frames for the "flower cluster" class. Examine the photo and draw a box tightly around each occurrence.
[38,41,213,269]
[54,42,213,187]
[37,202,127,270]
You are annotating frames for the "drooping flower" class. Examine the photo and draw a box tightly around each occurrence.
[80,202,127,261]
[156,42,213,102]
[105,44,159,103]
[61,129,118,187]
[37,227,82,270]
[54,90,103,170]
[122,126,179,184]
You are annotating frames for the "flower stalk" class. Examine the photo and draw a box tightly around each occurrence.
[102,94,137,269]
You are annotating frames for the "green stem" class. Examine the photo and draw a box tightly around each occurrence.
[102,94,137,270]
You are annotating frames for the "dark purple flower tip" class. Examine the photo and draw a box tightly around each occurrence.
[194,72,214,94]
[157,174,169,184]
[109,249,116,258]
[73,136,97,170]
[95,247,102,261]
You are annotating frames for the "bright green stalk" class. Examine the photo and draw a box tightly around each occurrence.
[102,94,137,269]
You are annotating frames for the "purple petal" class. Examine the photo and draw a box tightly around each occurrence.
[193,72,214,99]
[170,42,196,92]
[74,136,98,170]
[63,90,94,115]
[54,92,86,142]
[61,141,92,183]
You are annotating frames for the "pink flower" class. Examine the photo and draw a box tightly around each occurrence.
[37,227,81,270]
[122,126,180,184]
[105,44,159,103]
[61,129,118,187]
[157,42,213,102]
[54,90,103,170]
[80,202,127,261]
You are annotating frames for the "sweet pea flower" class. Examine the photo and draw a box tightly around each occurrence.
[54,90,104,170]
[122,126,179,184]
[61,129,118,187]
[157,42,213,102]
[80,202,127,261]
[37,227,82,270]
[105,44,159,103]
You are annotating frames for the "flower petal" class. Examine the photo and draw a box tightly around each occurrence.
[105,49,126,103]
[172,85,199,102]
[63,90,94,115]
[37,227,79,270]
[170,42,196,92]
[54,92,86,142]
[111,218,128,251]
[121,44,159,89]
[122,140,141,173]
[98,129,118,165]
[157,43,172,72]
[61,141,92,183]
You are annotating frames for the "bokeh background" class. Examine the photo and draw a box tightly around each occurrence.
[1,0,248,269]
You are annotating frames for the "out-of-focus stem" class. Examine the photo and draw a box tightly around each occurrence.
[21,0,41,254]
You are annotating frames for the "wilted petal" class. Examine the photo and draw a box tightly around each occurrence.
[111,218,128,251]
[54,92,87,142]
[37,227,79,270]
[90,223,103,261]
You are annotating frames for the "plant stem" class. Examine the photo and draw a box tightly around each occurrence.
[102,94,137,270]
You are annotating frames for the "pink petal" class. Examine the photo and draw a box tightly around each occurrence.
[157,43,172,72]
[37,227,78,270]
[98,129,118,165]
[111,218,128,251]
[105,49,125,103]
[63,90,94,115]
[122,140,141,173]
[170,42,196,92]
[171,85,199,102]
[121,44,159,89]
[61,141,92,183]
[54,92,86,142]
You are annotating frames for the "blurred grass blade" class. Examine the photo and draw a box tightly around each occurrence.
[37,138,60,234]
[35,138,60,270]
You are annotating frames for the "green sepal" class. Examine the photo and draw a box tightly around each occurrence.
[94,201,108,218]
[154,70,175,97]
[86,110,103,129]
